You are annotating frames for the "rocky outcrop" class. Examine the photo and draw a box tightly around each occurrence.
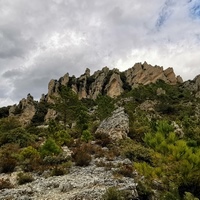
[6,62,183,124]
[183,75,200,98]
[88,67,110,99]
[46,62,182,101]
[124,62,183,86]
[9,94,36,125]
[105,71,124,98]
[95,107,129,141]
[0,156,138,200]
[44,109,57,122]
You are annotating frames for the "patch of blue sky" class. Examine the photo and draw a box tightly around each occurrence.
[190,0,200,19]
[155,0,174,30]
[156,10,172,29]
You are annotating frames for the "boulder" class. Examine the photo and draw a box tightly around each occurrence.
[95,107,129,141]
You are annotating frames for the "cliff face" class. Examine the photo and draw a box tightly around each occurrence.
[124,62,182,86]
[47,61,183,101]
[8,62,183,124]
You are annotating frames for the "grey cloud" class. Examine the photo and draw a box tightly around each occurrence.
[2,68,23,78]
[0,0,200,106]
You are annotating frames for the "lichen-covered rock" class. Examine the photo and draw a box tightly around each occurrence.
[95,107,129,141]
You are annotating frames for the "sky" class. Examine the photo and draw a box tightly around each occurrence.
[0,0,200,107]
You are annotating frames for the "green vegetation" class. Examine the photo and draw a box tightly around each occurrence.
[1,80,200,199]
[31,101,48,125]
[102,187,132,200]
[17,172,34,185]
[40,138,62,158]
[95,95,115,120]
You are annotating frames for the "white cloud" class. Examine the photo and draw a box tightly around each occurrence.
[0,0,200,106]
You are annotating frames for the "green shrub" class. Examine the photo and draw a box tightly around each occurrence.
[184,192,199,200]
[42,152,71,165]
[102,187,124,200]
[156,120,174,135]
[121,139,152,163]
[0,106,10,118]
[31,101,48,125]
[0,127,34,147]
[0,117,21,132]
[136,181,153,200]
[53,130,72,146]
[76,110,90,131]
[0,144,19,173]
[19,146,41,172]
[40,138,62,158]
[17,172,34,185]
[81,130,93,142]
[50,164,70,176]
[95,95,115,120]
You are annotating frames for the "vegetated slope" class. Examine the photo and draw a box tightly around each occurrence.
[1,64,200,199]
[5,61,182,126]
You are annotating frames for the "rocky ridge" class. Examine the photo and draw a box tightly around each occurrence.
[47,61,182,101]
[8,62,183,125]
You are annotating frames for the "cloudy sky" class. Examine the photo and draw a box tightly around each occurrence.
[0,0,200,107]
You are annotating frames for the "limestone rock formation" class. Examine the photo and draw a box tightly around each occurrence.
[9,94,36,125]
[105,71,124,98]
[124,62,183,86]
[95,107,129,141]
[45,62,182,102]
[183,74,200,98]
[6,62,183,124]
[45,109,57,122]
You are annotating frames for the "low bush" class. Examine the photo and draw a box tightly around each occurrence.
[17,172,34,185]
[53,161,73,175]
[0,178,13,189]
[18,146,41,172]
[102,187,128,200]
[117,164,134,178]
[95,132,112,147]
[72,144,92,166]
[0,127,35,147]
[120,139,152,164]
[81,130,93,143]
[51,166,67,176]
[0,144,19,173]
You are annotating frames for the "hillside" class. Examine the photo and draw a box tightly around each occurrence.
[1,62,200,199]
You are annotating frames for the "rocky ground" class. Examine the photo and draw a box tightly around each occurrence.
[0,156,138,200]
